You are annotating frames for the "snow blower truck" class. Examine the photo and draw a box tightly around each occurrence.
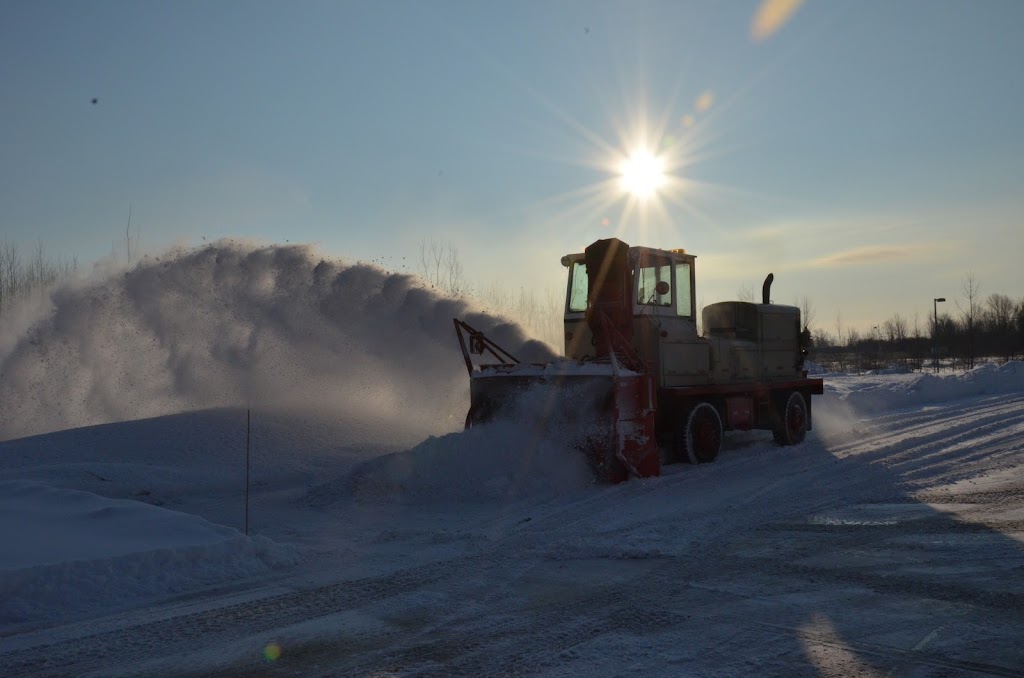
[454,237,823,482]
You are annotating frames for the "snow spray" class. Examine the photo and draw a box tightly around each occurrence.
[0,242,555,442]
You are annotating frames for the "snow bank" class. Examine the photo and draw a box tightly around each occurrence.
[818,361,1024,435]
[0,480,298,627]
[0,242,554,443]
[832,361,1024,412]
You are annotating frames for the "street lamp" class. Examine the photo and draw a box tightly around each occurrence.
[933,297,946,372]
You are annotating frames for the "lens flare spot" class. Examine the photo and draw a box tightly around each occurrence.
[751,0,805,42]
[619,148,666,200]
[695,91,715,113]
[263,642,282,661]
[681,115,695,129]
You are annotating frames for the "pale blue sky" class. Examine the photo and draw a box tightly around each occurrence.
[2,0,1022,332]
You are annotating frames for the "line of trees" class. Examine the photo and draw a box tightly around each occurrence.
[0,241,78,318]
[417,238,564,348]
[809,275,1024,373]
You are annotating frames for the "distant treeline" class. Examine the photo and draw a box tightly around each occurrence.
[0,241,78,317]
[809,286,1024,373]
[417,237,564,349]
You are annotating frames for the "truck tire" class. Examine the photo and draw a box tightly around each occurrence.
[772,391,808,446]
[681,402,723,464]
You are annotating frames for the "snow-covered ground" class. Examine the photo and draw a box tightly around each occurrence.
[1,246,1023,676]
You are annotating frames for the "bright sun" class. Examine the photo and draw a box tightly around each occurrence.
[618,148,666,200]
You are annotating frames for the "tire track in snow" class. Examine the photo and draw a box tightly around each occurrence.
[197,547,1024,677]
[825,394,1024,488]
[828,395,1024,459]
[0,553,488,676]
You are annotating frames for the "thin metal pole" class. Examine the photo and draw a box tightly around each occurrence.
[933,298,945,373]
[245,408,250,535]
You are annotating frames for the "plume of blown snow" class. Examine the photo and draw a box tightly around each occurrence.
[345,421,594,502]
[0,241,555,443]
[340,382,611,503]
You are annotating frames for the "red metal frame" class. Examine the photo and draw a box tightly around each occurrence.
[590,310,647,375]
[659,377,824,400]
[453,319,521,376]
[611,372,660,480]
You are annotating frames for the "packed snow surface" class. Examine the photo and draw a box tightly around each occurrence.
[1,244,1023,676]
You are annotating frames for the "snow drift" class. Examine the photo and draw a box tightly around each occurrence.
[0,480,298,627]
[0,242,554,442]
[816,361,1024,437]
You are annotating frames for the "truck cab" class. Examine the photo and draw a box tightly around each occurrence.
[561,238,808,388]
[562,240,702,384]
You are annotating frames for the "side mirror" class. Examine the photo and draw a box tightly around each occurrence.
[655,280,670,296]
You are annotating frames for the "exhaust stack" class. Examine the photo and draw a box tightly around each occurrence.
[762,273,774,305]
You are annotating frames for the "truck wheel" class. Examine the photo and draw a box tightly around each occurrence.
[682,402,723,464]
[772,391,807,446]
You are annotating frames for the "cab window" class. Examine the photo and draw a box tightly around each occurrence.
[568,261,588,312]
[675,263,692,317]
[637,261,672,306]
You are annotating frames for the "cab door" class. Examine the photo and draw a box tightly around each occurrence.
[636,255,709,387]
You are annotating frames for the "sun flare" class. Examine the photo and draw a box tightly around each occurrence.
[618,148,667,200]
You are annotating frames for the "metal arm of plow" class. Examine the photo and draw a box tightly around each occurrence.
[591,311,648,375]
[453,319,521,376]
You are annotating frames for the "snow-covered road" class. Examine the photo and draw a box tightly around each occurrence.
[2,367,1023,676]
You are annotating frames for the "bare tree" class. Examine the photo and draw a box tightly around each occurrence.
[0,240,76,318]
[417,239,442,289]
[909,311,925,370]
[445,243,465,297]
[476,279,564,348]
[798,296,815,332]
[956,272,981,369]
[736,283,755,303]
[882,313,908,343]
[1,241,22,303]
[417,237,466,298]
[1017,298,1024,359]
[987,293,1015,360]
[830,311,847,372]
